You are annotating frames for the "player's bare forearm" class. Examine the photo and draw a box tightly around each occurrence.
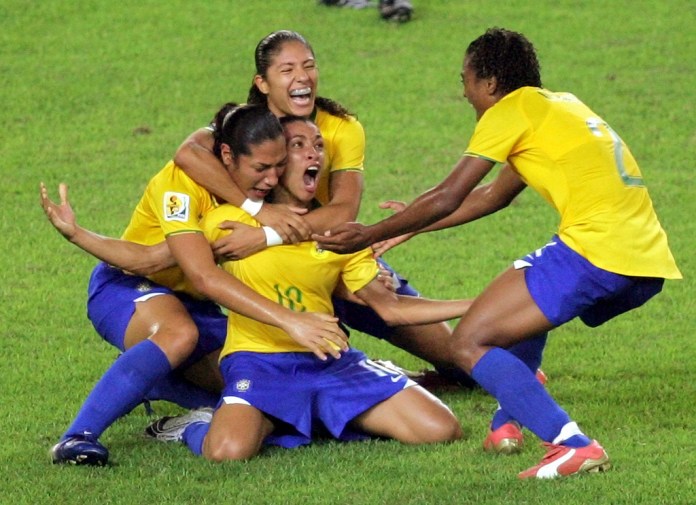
[384,295,473,326]
[175,128,247,206]
[303,170,363,234]
[304,200,359,234]
[354,280,472,326]
[40,182,175,275]
[70,228,175,275]
[418,164,527,233]
[167,232,348,360]
[314,156,494,253]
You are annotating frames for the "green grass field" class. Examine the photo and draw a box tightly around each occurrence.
[2,1,695,503]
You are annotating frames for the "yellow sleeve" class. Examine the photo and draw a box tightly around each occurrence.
[330,116,365,172]
[340,248,380,294]
[147,162,215,237]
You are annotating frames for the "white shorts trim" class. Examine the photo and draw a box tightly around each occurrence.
[222,396,252,406]
[134,292,168,303]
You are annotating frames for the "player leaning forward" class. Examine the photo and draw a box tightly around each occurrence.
[145,114,467,460]
[314,28,682,479]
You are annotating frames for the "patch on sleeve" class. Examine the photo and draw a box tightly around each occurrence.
[163,192,190,222]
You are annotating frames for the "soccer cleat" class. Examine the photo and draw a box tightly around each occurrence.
[536,368,548,385]
[144,407,214,442]
[378,0,413,23]
[50,433,109,466]
[518,439,611,479]
[483,422,524,455]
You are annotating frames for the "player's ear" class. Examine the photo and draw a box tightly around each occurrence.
[486,76,499,96]
[220,143,234,166]
[254,74,270,95]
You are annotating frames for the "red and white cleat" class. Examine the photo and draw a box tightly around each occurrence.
[518,440,611,479]
[483,422,524,455]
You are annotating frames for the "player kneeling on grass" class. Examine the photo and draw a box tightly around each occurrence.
[145,116,467,459]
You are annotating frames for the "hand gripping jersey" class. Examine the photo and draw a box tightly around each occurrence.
[200,204,379,356]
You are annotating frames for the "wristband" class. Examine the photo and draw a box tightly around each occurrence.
[241,198,263,216]
[262,226,283,247]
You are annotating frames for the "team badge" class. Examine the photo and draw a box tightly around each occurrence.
[311,242,329,259]
[235,379,251,392]
[163,192,190,222]
[136,281,152,293]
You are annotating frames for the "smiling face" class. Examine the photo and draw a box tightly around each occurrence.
[220,136,288,201]
[254,40,318,118]
[273,119,324,208]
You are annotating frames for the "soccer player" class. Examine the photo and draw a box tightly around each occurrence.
[145,116,466,460]
[44,104,347,466]
[313,28,682,478]
[175,29,480,389]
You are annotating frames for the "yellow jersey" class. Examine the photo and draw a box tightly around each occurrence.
[312,107,365,205]
[200,204,379,356]
[465,87,681,279]
[121,160,218,295]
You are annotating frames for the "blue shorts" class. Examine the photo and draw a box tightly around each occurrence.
[87,262,227,368]
[219,348,416,449]
[517,236,664,327]
[333,258,420,340]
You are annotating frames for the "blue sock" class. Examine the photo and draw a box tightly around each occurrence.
[562,434,592,448]
[62,339,171,440]
[509,332,547,372]
[145,373,219,410]
[490,333,548,430]
[182,422,210,456]
[472,347,570,442]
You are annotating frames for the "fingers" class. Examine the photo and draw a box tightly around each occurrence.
[378,200,406,212]
[216,220,238,231]
[59,182,69,205]
[39,182,48,210]
[371,240,389,258]
[287,205,308,216]
[312,232,349,251]
[292,313,348,361]
[274,218,310,244]
[39,182,57,217]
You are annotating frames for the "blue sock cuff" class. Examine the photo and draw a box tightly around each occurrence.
[131,339,171,376]
[472,347,571,442]
[182,422,209,456]
[61,339,172,440]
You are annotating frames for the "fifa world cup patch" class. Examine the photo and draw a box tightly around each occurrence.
[235,379,251,392]
[163,192,190,222]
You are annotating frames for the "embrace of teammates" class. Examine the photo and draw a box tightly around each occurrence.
[42,27,680,479]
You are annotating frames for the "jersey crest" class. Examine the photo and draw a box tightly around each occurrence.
[235,379,251,392]
[163,192,190,222]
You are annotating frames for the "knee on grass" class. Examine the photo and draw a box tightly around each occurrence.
[203,436,261,462]
[397,411,464,445]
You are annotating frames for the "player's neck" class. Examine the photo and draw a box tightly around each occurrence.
[272,188,310,210]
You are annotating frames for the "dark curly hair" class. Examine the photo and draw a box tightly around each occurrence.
[466,28,542,94]
[247,30,354,120]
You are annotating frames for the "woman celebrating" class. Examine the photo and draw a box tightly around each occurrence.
[315,27,681,479]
